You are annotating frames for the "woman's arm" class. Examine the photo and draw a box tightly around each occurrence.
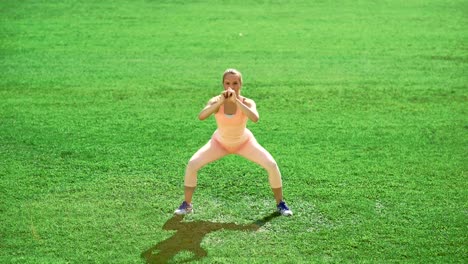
[198,95,224,120]
[235,97,259,123]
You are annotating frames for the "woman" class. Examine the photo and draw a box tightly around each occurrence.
[175,69,292,216]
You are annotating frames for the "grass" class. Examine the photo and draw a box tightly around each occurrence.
[1,0,467,263]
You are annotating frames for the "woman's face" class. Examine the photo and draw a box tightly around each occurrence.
[223,73,242,95]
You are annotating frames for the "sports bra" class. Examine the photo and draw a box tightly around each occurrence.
[214,98,248,138]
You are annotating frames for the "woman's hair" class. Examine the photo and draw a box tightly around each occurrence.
[222,68,243,84]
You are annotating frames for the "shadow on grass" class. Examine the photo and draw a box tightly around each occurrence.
[141,212,280,264]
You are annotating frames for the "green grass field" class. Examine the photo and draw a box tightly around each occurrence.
[1,0,467,263]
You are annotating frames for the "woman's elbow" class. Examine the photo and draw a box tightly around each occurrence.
[198,112,209,120]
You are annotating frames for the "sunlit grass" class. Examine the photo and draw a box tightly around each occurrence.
[1,0,466,263]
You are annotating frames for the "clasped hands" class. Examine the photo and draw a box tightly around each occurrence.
[219,88,238,103]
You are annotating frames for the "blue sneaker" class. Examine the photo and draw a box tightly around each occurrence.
[174,201,193,215]
[277,201,293,216]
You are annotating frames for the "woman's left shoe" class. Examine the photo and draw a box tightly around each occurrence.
[174,201,193,215]
[277,201,293,216]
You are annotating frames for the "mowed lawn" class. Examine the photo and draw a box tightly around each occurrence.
[1,0,466,263]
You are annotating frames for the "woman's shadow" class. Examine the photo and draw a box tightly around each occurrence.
[141,212,280,264]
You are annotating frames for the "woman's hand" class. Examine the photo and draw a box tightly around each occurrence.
[216,93,225,104]
[223,88,237,102]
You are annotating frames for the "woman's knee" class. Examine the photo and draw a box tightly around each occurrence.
[263,159,279,172]
[185,159,200,187]
[187,157,203,172]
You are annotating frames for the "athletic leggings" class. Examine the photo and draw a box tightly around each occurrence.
[184,129,282,188]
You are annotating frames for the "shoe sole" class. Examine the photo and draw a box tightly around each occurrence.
[174,209,193,215]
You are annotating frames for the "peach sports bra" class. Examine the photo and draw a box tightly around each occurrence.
[214,100,249,143]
